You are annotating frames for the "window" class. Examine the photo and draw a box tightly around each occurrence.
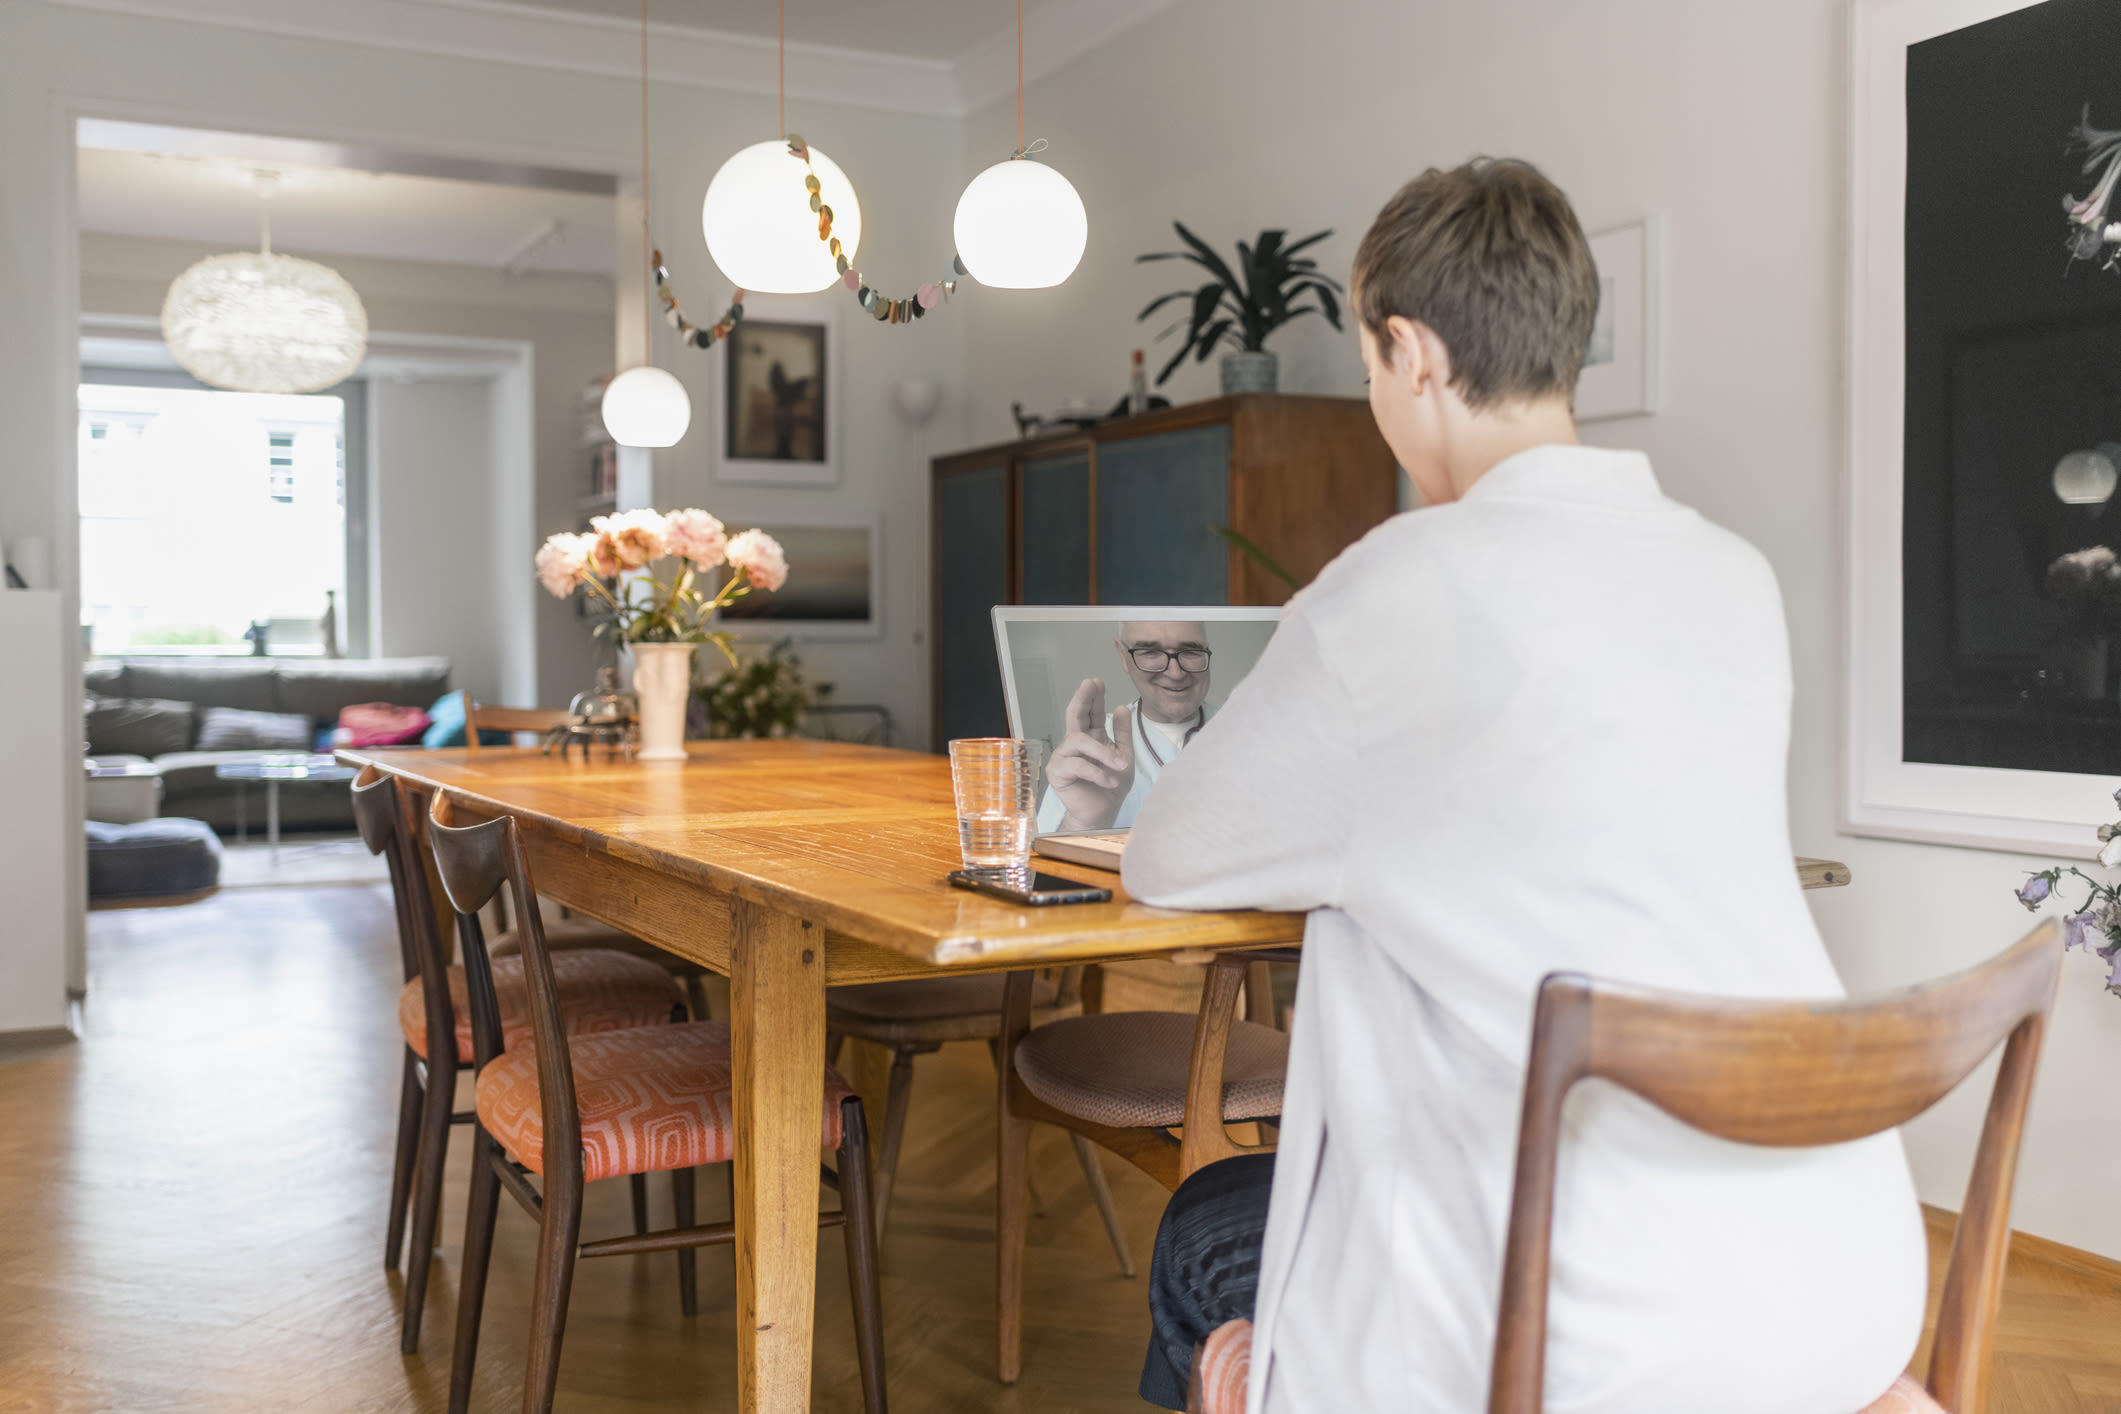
[79,383,347,655]
[268,430,296,502]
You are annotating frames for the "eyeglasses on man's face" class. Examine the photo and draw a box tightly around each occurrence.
[1127,646,1212,674]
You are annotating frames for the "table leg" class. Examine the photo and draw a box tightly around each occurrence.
[730,897,826,1413]
[267,779,280,863]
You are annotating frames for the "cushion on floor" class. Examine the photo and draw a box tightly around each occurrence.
[85,817,221,902]
[826,973,1058,1021]
[1014,1011,1287,1130]
[475,1021,855,1179]
[397,949,680,1063]
[1188,1321,1946,1414]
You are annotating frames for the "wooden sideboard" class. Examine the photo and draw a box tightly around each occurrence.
[930,395,1398,750]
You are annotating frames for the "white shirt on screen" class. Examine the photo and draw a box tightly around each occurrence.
[1123,445,1926,1414]
[1034,700,1216,832]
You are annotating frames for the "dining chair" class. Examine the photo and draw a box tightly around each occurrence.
[995,949,1296,1382]
[824,968,1134,1267]
[353,767,685,1356]
[424,793,886,1414]
[460,694,714,1019]
[1184,919,2064,1414]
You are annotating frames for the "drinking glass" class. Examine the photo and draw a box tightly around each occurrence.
[949,737,1039,878]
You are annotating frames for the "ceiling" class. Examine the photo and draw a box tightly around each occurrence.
[76,146,617,276]
[484,0,1013,61]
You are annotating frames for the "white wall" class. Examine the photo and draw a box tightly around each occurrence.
[0,592,72,1033]
[953,0,2121,1260]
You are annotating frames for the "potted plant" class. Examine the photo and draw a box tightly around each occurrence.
[692,638,810,740]
[1136,223,1344,395]
[2045,545,2121,698]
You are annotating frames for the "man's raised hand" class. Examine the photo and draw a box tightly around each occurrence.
[1045,677,1136,829]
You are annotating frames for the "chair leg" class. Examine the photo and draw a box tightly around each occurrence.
[523,1162,586,1414]
[826,1030,845,1066]
[996,1093,1034,1383]
[985,1037,1048,1216]
[872,1046,918,1242]
[400,1048,456,1354]
[630,1172,650,1237]
[1070,1133,1136,1278]
[684,972,712,1022]
[672,1166,698,1318]
[449,1128,503,1414]
[385,1047,422,1271]
[836,1098,888,1414]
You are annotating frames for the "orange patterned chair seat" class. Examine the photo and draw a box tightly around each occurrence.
[1188,1320,1948,1414]
[397,949,680,1064]
[475,1021,856,1180]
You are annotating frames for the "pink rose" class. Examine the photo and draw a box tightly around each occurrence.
[664,508,728,570]
[726,529,789,593]
[534,532,593,598]
[590,509,669,570]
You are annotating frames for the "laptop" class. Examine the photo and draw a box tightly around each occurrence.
[990,605,1283,871]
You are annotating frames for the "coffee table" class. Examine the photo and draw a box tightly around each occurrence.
[215,755,359,860]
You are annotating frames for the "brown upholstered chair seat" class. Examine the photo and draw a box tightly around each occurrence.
[826,973,1057,1022]
[489,915,705,974]
[398,949,680,1064]
[1014,1011,1288,1130]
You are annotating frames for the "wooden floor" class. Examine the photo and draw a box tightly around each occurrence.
[1,881,2118,1412]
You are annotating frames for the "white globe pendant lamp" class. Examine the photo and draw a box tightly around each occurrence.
[605,0,691,450]
[162,172,368,394]
[702,139,862,294]
[952,0,1087,291]
[602,365,692,447]
[954,156,1086,289]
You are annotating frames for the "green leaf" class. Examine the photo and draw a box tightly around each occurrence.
[1154,338,1193,386]
[1194,319,1235,360]
[1214,525,1302,591]
[1170,222,1244,300]
[1137,288,1198,323]
[1280,229,1332,262]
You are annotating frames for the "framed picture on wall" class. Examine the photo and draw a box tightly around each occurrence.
[716,293,840,487]
[1575,217,1660,421]
[1847,0,2121,857]
[717,518,880,639]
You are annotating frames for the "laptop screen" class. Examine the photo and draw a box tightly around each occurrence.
[991,605,1282,833]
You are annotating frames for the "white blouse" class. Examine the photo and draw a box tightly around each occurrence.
[1124,446,1926,1414]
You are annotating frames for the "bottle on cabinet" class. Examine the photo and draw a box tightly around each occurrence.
[1127,349,1149,416]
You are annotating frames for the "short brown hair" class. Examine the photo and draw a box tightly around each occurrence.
[1352,158,1598,410]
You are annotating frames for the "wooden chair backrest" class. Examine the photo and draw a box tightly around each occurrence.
[462,696,570,752]
[425,795,583,1162]
[350,766,456,1067]
[1490,920,2062,1414]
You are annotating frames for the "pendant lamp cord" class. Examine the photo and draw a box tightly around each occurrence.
[640,0,653,367]
[779,0,786,139]
[1017,0,1023,154]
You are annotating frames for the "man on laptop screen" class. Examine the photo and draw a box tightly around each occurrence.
[1039,620,1216,832]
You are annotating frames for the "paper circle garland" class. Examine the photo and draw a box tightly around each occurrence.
[953,157,1088,289]
[602,365,692,448]
[161,251,369,394]
[702,139,862,294]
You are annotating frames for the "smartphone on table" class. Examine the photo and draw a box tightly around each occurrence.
[948,869,1113,906]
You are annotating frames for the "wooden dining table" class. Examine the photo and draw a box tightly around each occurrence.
[340,738,1308,1413]
[341,738,1855,1412]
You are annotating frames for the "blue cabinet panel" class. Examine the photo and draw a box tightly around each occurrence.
[1095,426,1231,604]
[934,465,1011,744]
[1020,449,1091,604]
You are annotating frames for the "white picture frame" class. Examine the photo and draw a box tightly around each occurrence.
[1575,217,1661,422]
[1843,0,2115,859]
[714,515,881,640]
[714,292,841,487]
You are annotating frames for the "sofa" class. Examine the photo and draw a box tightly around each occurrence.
[83,657,452,834]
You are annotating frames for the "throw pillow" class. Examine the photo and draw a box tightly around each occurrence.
[337,701,432,748]
[419,691,511,748]
[84,695,195,758]
[195,706,314,753]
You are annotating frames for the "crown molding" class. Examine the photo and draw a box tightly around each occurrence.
[32,0,1175,119]
[33,0,963,117]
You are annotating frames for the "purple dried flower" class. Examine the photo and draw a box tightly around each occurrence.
[2064,910,2103,951]
[2017,875,2054,909]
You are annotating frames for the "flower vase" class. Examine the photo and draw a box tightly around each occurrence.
[629,642,696,762]
[2079,636,2112,701]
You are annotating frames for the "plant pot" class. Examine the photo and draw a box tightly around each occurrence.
[1220,350,1279,396]
[628,641,697,762]
[2079,636,2113,701]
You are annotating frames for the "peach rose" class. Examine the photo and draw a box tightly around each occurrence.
[590,509,669,570]
[534,532,593,598]
[726,529,788,593]
[664,508,728,570]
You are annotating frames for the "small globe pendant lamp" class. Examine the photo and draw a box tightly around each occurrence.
[951,0,1087,289]
[161,171,369,394]
[700,1,862,294]
[605,0,691,448]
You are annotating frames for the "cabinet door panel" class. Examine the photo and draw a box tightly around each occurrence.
[1095,426,1231,604]
[934,465,1011,747]
[1020,449,1091,604]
